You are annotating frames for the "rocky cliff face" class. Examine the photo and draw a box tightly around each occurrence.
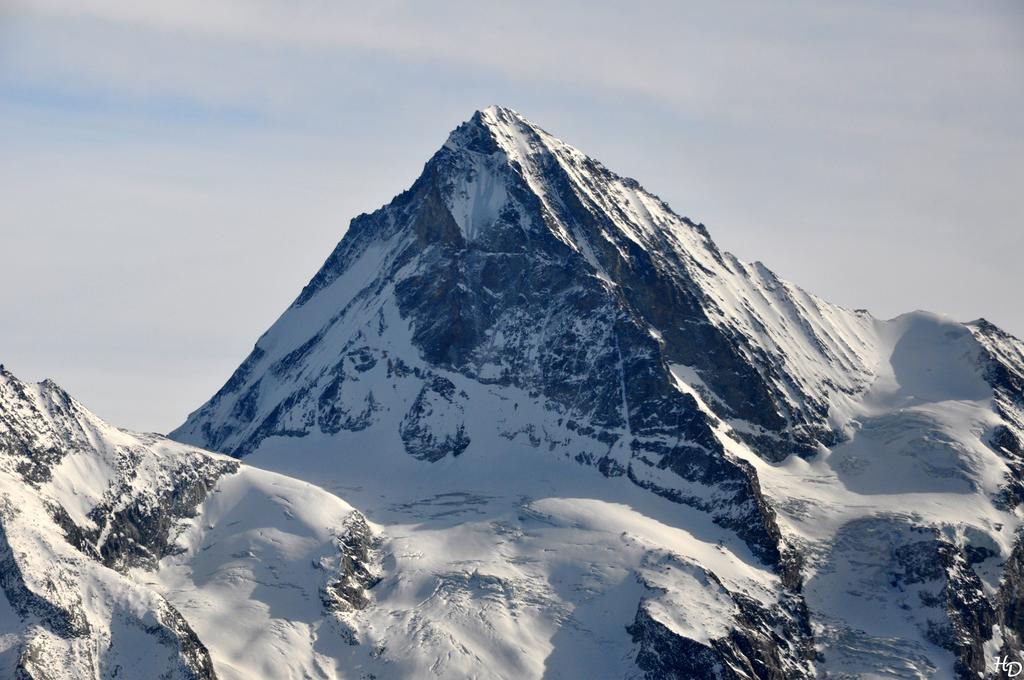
[172,107,878,584]
[175,108,882,465]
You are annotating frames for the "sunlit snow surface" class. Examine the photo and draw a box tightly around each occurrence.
[240,435,781,679]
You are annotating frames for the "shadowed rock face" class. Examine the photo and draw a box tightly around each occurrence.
[996,536,1024,664]
[969,320,1024,510]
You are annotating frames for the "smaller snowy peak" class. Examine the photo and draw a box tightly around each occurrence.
[0,365,111,483]
[0,367,233,677]
[0,366,381,679]
[0,366,237,563]
[1,365,69,411]
[970,318,1024,380]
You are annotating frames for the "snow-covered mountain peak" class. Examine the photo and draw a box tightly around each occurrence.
[438,105,707,255]
[165,108,1024,678]
[439,104,597,246]
[448,105,562,155]
[469,104,578,166]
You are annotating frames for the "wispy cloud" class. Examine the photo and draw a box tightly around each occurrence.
[1,0,1021,430]
[12,0,1021,131]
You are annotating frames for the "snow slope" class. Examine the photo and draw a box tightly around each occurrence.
[698,311,1024,677]
[1,365,809,679]
[240,427,809,679]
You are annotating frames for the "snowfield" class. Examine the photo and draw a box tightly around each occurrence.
[1,366,794,679]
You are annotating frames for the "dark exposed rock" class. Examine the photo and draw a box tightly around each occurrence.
[968,321,1024,511]
[399,375,471,461]
[909,538,994,679]
[993,533,1024,676]
[627,556,813,679]
[0,505,91,640]
[321,512,382,614]
[81,453,238,571]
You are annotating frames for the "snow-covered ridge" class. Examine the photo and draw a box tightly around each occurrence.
[0,367,379,678]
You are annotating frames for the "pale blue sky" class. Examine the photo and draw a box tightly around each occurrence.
[2,1,1022,433]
